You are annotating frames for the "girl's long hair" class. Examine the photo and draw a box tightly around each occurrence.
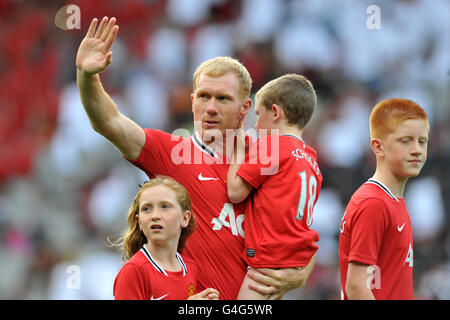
[113,176,196,261]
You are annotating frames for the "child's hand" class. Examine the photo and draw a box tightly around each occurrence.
[187,288,220,300]
[234,117,250,162]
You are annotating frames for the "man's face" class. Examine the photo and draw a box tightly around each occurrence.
[381,119,429,179]
[191,73,250,145]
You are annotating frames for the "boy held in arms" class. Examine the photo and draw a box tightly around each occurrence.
[227,74,321,299]
[339,98,429,299]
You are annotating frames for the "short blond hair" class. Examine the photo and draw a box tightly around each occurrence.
[255,73,317,129]
[369,98,429,140]
[193,56,252,100]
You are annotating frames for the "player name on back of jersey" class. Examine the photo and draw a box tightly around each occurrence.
[291,146,320,176]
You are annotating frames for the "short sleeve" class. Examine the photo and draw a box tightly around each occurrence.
[348,199,389,266]
[125,129,177,178]
[113,264,147,300]
[237,136,279,188]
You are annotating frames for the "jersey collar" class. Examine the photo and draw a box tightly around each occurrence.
[192,131,219,158]
[281,133,304,143]
[141,244,187,276]
[366,178,399,202]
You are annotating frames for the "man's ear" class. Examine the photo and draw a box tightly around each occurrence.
[191,93,195,112]
[370,138,384,158]
[240,98,252,119]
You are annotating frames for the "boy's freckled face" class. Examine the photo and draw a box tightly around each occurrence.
[382,119,429,179]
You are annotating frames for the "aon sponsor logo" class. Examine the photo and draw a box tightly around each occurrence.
[211,203,244,237]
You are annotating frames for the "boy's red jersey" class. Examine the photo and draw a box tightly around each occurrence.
[237,134,322,268]
[339,179,414,300]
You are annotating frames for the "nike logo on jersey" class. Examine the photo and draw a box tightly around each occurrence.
[198,173,219,181]
[151,293,168,300]
[397,222,406,232]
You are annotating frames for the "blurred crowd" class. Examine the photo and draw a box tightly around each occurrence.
[0,0,448,299]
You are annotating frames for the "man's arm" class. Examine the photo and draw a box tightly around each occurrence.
[345,261,375,300]
[246,253,317,300]
[76,17,145,160]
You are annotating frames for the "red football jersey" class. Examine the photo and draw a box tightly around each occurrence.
[339,179,414,300]
[237,134,321,268]
[127,129,247,300]
[113,245,197,300]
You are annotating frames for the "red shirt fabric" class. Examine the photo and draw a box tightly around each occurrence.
[113,245,197,300]
[237,135,321,268]
[127,129,247,300]
[339,179,414,300]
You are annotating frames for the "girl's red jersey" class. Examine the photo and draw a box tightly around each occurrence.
[114,244,197,300]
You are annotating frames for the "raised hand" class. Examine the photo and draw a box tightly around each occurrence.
[76,17,119,75]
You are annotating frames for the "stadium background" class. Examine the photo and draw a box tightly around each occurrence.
[0,0,448,299]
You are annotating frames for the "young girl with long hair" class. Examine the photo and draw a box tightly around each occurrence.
[113,177,219,300]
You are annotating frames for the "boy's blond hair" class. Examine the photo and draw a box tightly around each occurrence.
[255,73,317,129]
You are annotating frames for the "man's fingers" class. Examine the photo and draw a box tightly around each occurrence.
[104,25,119,51]
[268,293,283,300]
[94,16,108,39]
[247,269,280,295]
[250,268,281,282]
[86,18,97,38]
[248,280,275,296]
[100,17,116,42]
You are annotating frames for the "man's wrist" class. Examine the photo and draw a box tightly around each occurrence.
[76,67,97,78]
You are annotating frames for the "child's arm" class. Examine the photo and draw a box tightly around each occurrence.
[345,262,376,300]
[227,126,253,203]
[227,158,253,203]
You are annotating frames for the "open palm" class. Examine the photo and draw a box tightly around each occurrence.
[76,17,119,75]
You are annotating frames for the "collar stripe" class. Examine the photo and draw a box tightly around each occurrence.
[141,245,168,276]
[281,133,304,142]
[141,245,188,276]
[366,178,399,202]
[192,132,218,158]
[176,252,187,276]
